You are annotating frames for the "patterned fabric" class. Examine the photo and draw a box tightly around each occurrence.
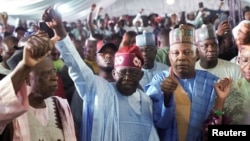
[224,78,250,124]
[169,24,195,45]
[27,98,64,141]
[12,96,76,141]
[55,35,160,141]
[115,46,144,68]
[145,70,219,141]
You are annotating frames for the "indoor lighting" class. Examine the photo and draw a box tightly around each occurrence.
[166,0,175,5]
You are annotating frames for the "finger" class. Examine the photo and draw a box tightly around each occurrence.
[169,67,176,81]
[43,6,53,22]
[28,36,47,58]
[38,37,53,57]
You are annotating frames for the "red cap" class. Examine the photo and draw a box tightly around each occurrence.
[115,45,144,69]
[96,40,118,53]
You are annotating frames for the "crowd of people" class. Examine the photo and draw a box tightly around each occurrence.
[1,1,250,141]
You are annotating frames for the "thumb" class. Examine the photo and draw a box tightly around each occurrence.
[169,67,177,82]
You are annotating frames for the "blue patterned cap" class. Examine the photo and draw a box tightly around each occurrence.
[136,32,156,47]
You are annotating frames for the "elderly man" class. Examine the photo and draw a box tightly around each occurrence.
[195,24,242,81]
[223,44,250,124]
[231,20,250,64]
[145,24,232,141]
[43,7,159,141]
[0,33,53,138]
[136,32,169,91]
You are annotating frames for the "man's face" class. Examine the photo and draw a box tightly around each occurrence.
[236,29,250,47]
[16,30,25,40]
[244,11,250,21]
[84,43,96,61]
[50,47,60,61]
[197,39,219,62]
[171,14,178,25]
[139,46,156,69]
[29,58,58,99]
[113,67,143,96]
[1,42,16,61]
[188,13,195,21]
[96,46,116,71]
[135,21,141,27]
[220,33,233,52]
[238,47,250,81]
[169,43,197,78]
[98,19,105,29]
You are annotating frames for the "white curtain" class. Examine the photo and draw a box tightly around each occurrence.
[0,0,249,22]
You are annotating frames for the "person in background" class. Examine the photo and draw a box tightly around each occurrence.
[202,44,250,140]
[243,6,250,21]
[42,7,160,141]
[231,20,250,64]
[216,20,238,61]
[223,44,250,124]
[50,47,64,72]
[83,38,99,74]
[132,8,145,34]
[186,8,204,28]
[136,32,169,91]
[145,24,232,141]
[0,36,18,79]
[119,31,137,48]
[14,27,26,40]
[156,28,171,66]
[195,24,242,81]
[70,39,118,140]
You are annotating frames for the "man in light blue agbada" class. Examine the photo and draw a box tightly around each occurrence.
[136,32,169,91]
[42,7,159,141]
[145,24,232,141]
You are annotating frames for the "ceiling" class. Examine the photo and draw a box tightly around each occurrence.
[0,0,249,24]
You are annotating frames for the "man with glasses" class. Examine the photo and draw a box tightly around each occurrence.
[42,7,160,141]
[223,45,250,124]
[195,24,242,81]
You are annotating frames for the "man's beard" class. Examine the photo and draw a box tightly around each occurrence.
[99,66,114,72]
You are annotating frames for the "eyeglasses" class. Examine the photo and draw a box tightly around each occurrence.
[238,56,250,67]
[40,68,57,78]
[115,70,141,80]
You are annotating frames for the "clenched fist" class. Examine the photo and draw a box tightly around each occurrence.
[161,76,178,97]
[23,33,53,68]
[214,77,232,100]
